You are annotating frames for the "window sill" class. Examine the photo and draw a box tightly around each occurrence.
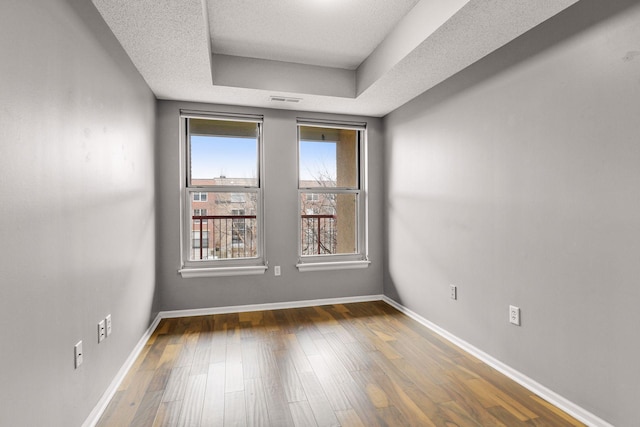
[296,260,370,273]
[178,265,267,278]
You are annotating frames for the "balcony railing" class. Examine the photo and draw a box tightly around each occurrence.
[192,215,256,260]
[301,214,336,255]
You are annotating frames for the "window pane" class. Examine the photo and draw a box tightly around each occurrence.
[193,192,208,201]
[189,118,258,187]
[189,191,258,261]
[299,126,358,188]
[300,192,357,256]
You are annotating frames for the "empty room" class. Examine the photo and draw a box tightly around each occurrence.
[1,0,639,426]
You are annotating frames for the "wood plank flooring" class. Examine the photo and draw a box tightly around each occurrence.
[97,301,585,426]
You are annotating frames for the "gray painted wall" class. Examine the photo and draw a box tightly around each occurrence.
[5,0,637,425]
[383,1,640,425]
[156,101,384,311]
[0,1,157,426]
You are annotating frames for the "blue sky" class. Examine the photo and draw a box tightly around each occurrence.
[299,140,336,181]
[191,136,336,181]
[191,136,257,179]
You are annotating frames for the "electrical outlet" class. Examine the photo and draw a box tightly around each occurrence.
[98,320,106,343]
[509,305,521,326]
[450,284,457,300]
[105,314,112,337]
[274,265,281,276]
[74,341,83,368]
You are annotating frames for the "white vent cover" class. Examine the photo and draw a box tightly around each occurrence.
[270,96,301,103]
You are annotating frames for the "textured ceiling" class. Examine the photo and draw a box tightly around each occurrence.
[207,0,420,70]
[92,0,580,117]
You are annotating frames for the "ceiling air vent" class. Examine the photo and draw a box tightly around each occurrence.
[270,96,301,103]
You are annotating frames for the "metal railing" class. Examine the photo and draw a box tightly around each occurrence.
[301,214,336,255]
[192,215,256,260]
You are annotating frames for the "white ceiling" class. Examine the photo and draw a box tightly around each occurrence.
[93,0,580,117]
[207,0,420,70]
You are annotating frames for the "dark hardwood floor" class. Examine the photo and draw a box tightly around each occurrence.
[97,301,584,426]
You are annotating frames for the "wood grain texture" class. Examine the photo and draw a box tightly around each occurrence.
[200,363,225,426]
[96,301,585,426]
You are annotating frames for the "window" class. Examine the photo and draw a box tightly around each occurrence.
[230,194,245,203]
[297,121,369,271]
[193,208,207,225]
[192,231,209,249]
[230,209,247,245]
[193,192,207,202]
[179,112,266,277]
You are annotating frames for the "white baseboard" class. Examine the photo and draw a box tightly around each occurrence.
[381,296,613,427]
[82,294,383,426]
[85,294,610,427]
[81,314,162,427]
[159,294,385,318]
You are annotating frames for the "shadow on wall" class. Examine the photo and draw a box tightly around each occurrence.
[64,0,144,74]
[387,0,640,126]
[382,0,640,305]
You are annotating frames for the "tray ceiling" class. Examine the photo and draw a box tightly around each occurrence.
[93,0,580,117]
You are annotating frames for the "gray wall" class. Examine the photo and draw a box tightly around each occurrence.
[0,1,157,426]
[156,101,384,310]
[383,1,640,425]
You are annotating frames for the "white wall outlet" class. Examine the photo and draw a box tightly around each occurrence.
[98,319,106,343]
[74,341,83,368]
[450,284,457,300]
[105,314,112,337]
[274,265,281,276]
[509,305,521,326]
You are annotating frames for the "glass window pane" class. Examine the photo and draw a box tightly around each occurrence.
[193,192,208,202]
[189,118,258,187]
[299,126,358,188]
[189,191,258,261]
[300,192,357,256]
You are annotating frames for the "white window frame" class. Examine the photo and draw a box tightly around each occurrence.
[296,119,370,272]
[193,192,207,202]
[178,110,267,278]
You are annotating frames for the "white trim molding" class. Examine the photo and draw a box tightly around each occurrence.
[84,294,612,427]
[296,260,370,272]
[381,296,614,427]
[81,294,383,426]
[178,265,267,278]
[81,314,162,427]
[160,294,384,318]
